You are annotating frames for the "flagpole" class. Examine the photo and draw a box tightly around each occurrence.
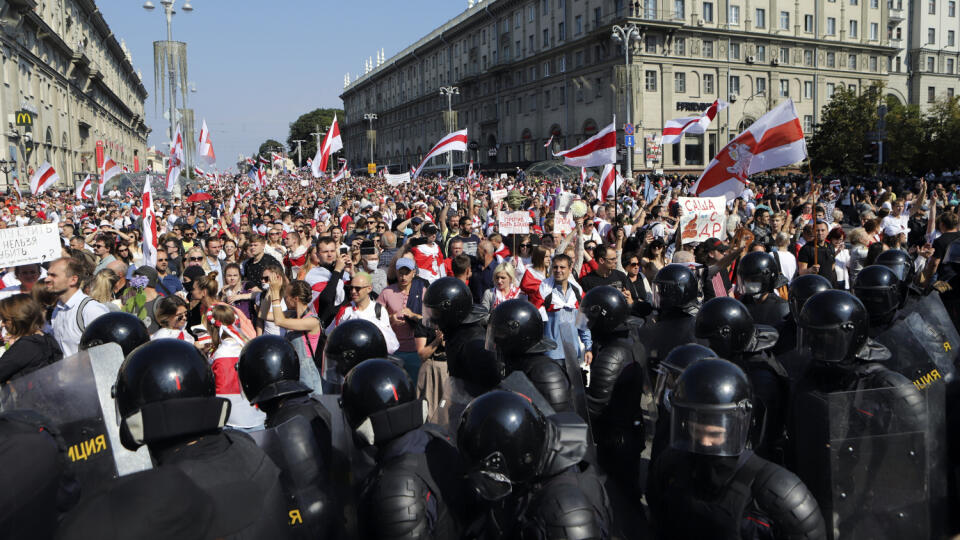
[808,161,818,267]
[613,114,618,236]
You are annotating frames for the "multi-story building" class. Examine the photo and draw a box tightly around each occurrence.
[887,0,960,109]
[341,0,956,174]
[0,0,149,190]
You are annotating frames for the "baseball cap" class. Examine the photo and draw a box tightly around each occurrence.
[882,224,904,237]
[702,237,728,252]
[411,217,423,225]
[396,258,416,272]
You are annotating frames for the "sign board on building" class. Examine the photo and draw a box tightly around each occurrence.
[0,223,61,267]
[498,211,531,234]
[367,163,377,175]
[15,110,34,127]
[678,196,727,245]
[490,189,508,203]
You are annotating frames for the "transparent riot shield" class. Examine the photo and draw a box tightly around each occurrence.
[0,344,152,495]
[792,383,947,540]
[902,294,960,373]
[436,371,558,438]
[876,311,956,389]
[316,394,373,538]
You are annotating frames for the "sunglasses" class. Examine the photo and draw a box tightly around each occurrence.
[346,285,370,292]
[188,256,203,261]
[93,244,104,248]
[627,261,640,267]
[520,243,532,248]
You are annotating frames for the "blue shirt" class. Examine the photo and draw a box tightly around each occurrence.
[540,280,592,361]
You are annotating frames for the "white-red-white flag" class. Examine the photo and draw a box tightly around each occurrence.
[331,162,348,182]
[580,167,587,183]
[409,165,416,176]
[660,100,729,144]
[692,99,806,200]
[198,119,216,165]
[271,152,283,165]
[553,121,617,167]
[141,176,158,267]
[99,154,121,201]
[165,125,184,191]
[413,129,468,179]
[467,160,477,180]
[246,156,256,166]
[194,166,205,177]
[596,164,625,203]
[30,162,59,196]
[75,174,94,200]
[312,114,342,178]
[228,184,239,214]
[544,134,554,148]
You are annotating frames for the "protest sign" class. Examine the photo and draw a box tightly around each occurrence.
[499,211,531,234]
[554,213,574,235]
[678,196,726,244]
[385,172,411,186]
[490,189,508,204]
[0,223,60,267]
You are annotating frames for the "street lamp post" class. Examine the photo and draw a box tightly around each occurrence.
[292,139,306,167]
[0,159,15,193]
[439,86,459,177]
[363,114,377,174]
[143,0,194,147]
[611,24,640,180]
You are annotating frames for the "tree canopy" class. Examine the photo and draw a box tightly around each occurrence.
[256,139,284,159]
[287,108,344,164]
[807,83,882,176]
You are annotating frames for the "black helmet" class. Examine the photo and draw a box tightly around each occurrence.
[323,319,388,384]
[457,390,549,501]
[668,358,753,456]
[654,264,699,312]
[853,265,902,326]
[79,312,150,358]
[736,251,781,299]
[486,299,556,355]
[655,344,719,407]
[340,358,424,446]
[113,339,230,451]
[237,335,308,405]
[578,286,629,334]
[798,290,869,363]
[423,277,474,331]
[875,248,915,284]
[788,274,833,320]
[694,297,755,358]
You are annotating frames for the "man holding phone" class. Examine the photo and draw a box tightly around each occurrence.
[241,234,281,291]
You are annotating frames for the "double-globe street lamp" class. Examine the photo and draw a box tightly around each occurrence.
[439,86,459,177]
[611,23,640,181]
[143,0,193,150]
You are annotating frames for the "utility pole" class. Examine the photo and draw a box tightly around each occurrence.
[363,113,378,174]
[611,24,640,181]
[292,139,306,167]
[440,86,459,177]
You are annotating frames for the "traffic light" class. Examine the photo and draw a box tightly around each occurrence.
[864,141,880,165]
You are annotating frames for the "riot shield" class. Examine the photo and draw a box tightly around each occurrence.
[317,394,374,538]
[248,415,337,539]
[902,293,960,371]
[436,371,558,437]
[792,383,947,540]
[0,344,152,495]
[875,311,956,389]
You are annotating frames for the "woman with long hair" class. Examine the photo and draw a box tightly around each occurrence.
[847,227,871,284]
[204,304,263,430]
[264,279,324,392]
[641,238,668,281]
[481,262,526,312]
[84,269,122,311]
[828,227,851,290]
[256,264,290,337]
[0,294,62,384]
[221,262,256,323]
[191,271,256,340]
[222,238,240,264]
[151,295,194,343]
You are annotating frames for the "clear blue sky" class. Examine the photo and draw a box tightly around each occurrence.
[98,0,464,169]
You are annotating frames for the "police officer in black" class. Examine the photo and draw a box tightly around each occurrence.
[486,299,574,413]
[647,359,826,540]
[340,358,468,539]
[736,251,790,333]
[322,318,389,392]
[773,273,832,357]
[458,390,613,539]
[852,265,906,338]
[637,264,706,376]
[694,297,787,458]
[650,343,720,464]
[113,338,293,538]
[875,248,919,303]
[79,311,150,358]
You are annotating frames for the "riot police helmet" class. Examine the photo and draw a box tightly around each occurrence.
[323,319,388,384]
[79,312,150,358]
[668,358,753,456]
[653,264,699,312]
[237,335,308,405]
[875,248,915,284]
[853,265,902,326]
[798,290,869,364]
[578,285,629,334]
[788,274,833,320]
[423,277,476,330]
[113,339,229,451]
[654,344,719,407]
[694,297,755,358]
[486,299,556,355]
[340,358,423,446]
[457,390,549,501]
[736,251,781,298]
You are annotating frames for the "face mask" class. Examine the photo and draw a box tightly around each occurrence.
[366,259,379,271]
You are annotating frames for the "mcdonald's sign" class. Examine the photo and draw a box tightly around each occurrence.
[15,110,34,127]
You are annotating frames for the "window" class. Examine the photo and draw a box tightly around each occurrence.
[543,60,550,77]
[646,35,658,53]
[950,30,956,46]
[558,22,565,41]
[928,56,936,71]
[729,5,740,24]
[950,88,956,99]
[756,45,766,62]
[871,0,879,6]
[575,15,582,35]
[805,49,814,66]
[755,8,766,28]
[930,0,936,14]
[929,28,936,44]
[951,1,957,16]
[848,54,857,69]
[896,56,902,72]
[849,20,857,38]
[731,42,741,60]
[851,0,858,4]
[804,115,813,133]
[529,5,535,21]
[543,29,549,47]
[827,82,835,97]
[645,70,658,91]
[676,38,686,55]
[515,11,521,28]
[870,56,878,72]
[827,17,836,35]
[542,0,549,14]
[780,47,790,63]
[674,0,685,18]
[544,90,550,107]
[703,2,714,21]
[757,77,766,94]
[948,58,955,73]
[805,14,814,32]
[530,93,537,111]
[575,50,583,66]
[780,11,790,30]
[804,80,813,98]
[780,79,790,97]
[827,51,836,67]
[530,65,537,80]
[729,75,740,94]
[929,86,936,102]
[870,23,878,40]
[704,73,714,93]
[595,7,601,26]
[675,72,686,93]
[482,29,487,44]
[704,40,714,57]
[529,35,534,53]
[644,0,656,18]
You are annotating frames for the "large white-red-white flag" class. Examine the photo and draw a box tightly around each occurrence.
[553,121,617,167]
[165,124,184,191]
[75,174,94,200]
[596,164,625,202]
[413,129,468,179]
[198,118,216,165]
[312,114,342,178]
[660,100,729,144]
[99,154,121,201]
[692,99,806,200]
[29,162,58,196]
[141,176,158,267]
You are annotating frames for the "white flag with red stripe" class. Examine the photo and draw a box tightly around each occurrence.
[553,121,617,167]
[580,167,587,183]
[194,166,205,177]
[197,118,216,164]
[413,129,468,179]
[331,161,348,182]
[312,114,342,178]
[596,164,625,202]
[660,100,729,144]
[692,99,807,201]
[141,176,158,266]
[29,162,59,195]
[467,160,476,180]
[99,154,122,201]
[75,174,94,200]
[544,134,554,148]
[165,125,184,191]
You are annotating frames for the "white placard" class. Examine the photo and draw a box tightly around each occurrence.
[0,222,61,267]
[490,189,508,203]
[300,180,309,187]
[498,211,531,235]
[554,213,574,235]
[385,172,411,186]
[678,196,727,244]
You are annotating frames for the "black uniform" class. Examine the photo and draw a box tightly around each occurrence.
[742,294,790,334]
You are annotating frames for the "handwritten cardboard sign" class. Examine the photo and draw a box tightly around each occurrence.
[678,196,726,244]
[0,223,61,267]
[499,211,531,235]
[385,172,411,186]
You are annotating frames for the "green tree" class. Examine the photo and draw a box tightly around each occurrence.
[287,108,344,165]
[882,97,925,176]
[256,139,284,160]
[923,95,960,174]
[808,84,883,176]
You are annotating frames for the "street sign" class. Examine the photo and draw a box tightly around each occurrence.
[624,123,634,135]
[367,163,377,175]
[624,135,635,147]
[15,110,34,127]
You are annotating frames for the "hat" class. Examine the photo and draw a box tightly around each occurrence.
[411,217,423,225]
[882,224,904,237]
[422,223,438,236]
[182,265,206,284]
[395,258,416,272]
[132,266,159,289]
[703,237,728,252]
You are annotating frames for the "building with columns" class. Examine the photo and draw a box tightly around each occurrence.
[0,0,149,191]
[886,0,960,109]
[341,0,955,175]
